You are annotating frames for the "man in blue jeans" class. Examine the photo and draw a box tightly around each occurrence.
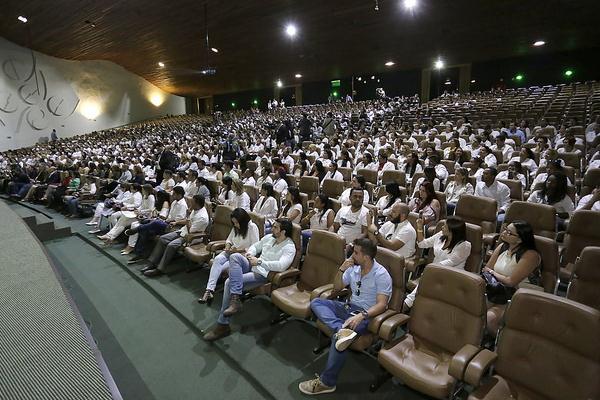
[203,219,297,341]
[299,238,392,395]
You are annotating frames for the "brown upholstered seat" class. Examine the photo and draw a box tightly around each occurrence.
[338,167,353,182]
[243,184,258,207]
[378,265,486,400]
[321,178,345,198]
[381,170,406,187]
[248,211,265,238]
[270,230,345,318]
[560,210,600,281]
[299,176,320,200]
[581,168,600,196]
[460,289,600,400]
[183,204,233,264]
[357,168,378,185]
[455,194,497,236]
[497,178,523,201]
[501,201,556,239]
[567,246,600,310]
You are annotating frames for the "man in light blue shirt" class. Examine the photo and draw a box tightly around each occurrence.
[299,238,392,395]
[507,122,526,144]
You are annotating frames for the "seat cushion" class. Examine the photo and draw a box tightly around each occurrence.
[378,335,454,400]
[271,284,312,319]
[469,375,544,400]
[183,244,211,264]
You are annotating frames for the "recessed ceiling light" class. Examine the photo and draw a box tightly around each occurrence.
[434,59,444,69]
[471,79,476,83]
[533,40,545,47]
[211,47,219,53]
[357,77,362,81]
[295,73,302,78]
[403,0,418,9]
[17,16,28,23]
[371,75,375,80]
[385,61,395,67]
[444,80,452,85]
[285,24,297,38]
[158,62,165,68]
[276,80,283,88]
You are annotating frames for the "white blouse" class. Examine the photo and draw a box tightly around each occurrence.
[226,192,251,212]
[309,208,334,231]
[323,170,343,182]
[253,196,279,220]
[226,221,260,251]
[444,181,474,204]
[375,195,403,217]
[417,231,471,269]
[283,203,303,224]
[273,178,288,194]
[527,191,574,215]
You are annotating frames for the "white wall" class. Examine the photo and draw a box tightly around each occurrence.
[0,37,186,151]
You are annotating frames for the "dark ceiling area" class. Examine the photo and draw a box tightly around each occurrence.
[1,0,599,98]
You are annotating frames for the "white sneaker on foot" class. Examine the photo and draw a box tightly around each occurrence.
[85,221,98,226]
[334,328,358,352]
[298,374,336,395]
[88,229,101,234]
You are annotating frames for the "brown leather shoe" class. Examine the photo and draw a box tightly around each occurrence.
[203,324,231,342]
[222,294,242,317]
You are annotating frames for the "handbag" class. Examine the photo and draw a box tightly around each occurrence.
[482,271,516,305]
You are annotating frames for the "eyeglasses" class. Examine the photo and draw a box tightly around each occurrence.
[503,228,518,237]
[355,280,362,296]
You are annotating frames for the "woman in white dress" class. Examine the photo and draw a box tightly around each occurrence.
[253,183,279,227]
[444,168,474,215]
[300,194,335,253]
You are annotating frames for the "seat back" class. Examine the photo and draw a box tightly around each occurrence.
[289,223,302,271]
[374,247,406,311]
[299,176,320,199]
[246,160,258,172]
[381,170,406,187]
[534,235,559,293]
[454,194,497,235]
[321,178,344,198]
[465,223,483,274]
[503,201,556,239]
[249,211,265,238]
[244,184,259,207]
[495,289,600,400]
[581,168,600,196]
[338,167,353,182]
[330,198,342,214]
[567,246,600,310]
[497,178,523,201]
[298,230,346,291]
[562,210,600,266]
[206,180,220,200]
[357,168,378,184]
[557,151,581,171]
[435,191,447,220]
[211,205,234,241]
[411,265,486,355]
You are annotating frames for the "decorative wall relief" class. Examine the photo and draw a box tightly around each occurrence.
[0,50,79,134]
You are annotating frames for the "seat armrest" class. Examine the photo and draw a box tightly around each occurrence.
[367,309,397,335]
[326,287,350,300]
[379,313,410,342]
[482,233,499,247]
[186,232,210,246]
[448,344,481,380]
[206,240,226,252]
[310,284,334,301]
[271,268,301,287]
[463,349,498,387]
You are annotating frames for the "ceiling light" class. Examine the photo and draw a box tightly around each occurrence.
[17,16,28,23]
[285,24,297,38]
[434,59,444,69]
[295,73,302,78]
[533,40,545,47]
[515,74,524,81]
[371,75,375,80]
[444,80,452,85]
[276,80,283,88]
[158,62,165,68]
[357,77,362,81]
[564,69,574,77]
[403,0,418,9]
[211,47,219,53]
[471,79,476,83]
[377,79,380,83]
[385,61,395,67]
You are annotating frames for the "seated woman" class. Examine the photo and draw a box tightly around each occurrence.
[470,156,485,182]
[272,168,289,195]
[404,215,471,308]
[65,176,98,218]
[276,186,303,225]
[411,166,440,197]
[400,151,423,186]
[123,190,170,256]
[409,180,441,230]
[375,182,403,220]
[509,147,538,176]
[241,169,256,187]
[253,183,279,230]
[293,153,311,178]
[226,179,251,212]
[217,176,235,205]
[322,162,344,186]
[198,208,260,305]
[300,194,335,253]
[256,166,273,188]
[444,167,474,215]
[484,220,540,336]
[155,169,175,193]
[497,160,526,188]
[339,175,369,206]
[527,173,574,229]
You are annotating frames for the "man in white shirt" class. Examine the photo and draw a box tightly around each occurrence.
[577,187,600,212]
[491,135,514,163]
[474,167,511,223]
[203,219,297,341]
[334,189,370,247]
[367,203,416,258]
[143,194,209,277]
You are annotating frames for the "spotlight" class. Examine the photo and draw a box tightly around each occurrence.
[285,24,297,37]
[158,62,165,68]
[17,16,28,23]
[374,0,379,11]
[276,80,283,88]
[533,40,545,47]
[231,102,236,108]
[211,47,219,53]
[385,61,395,67]
[403,0,418,9]
[295,73,302,78]
[434,59,444,69]
[444,80,452,85]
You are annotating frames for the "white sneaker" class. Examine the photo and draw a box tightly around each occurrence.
[334,328,357,352]
[88,229,101,234]
[85,221,98,226]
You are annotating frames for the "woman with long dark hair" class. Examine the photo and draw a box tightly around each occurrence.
[218,176,234,205]
[400,152,423,184]
[444,167,474,215]
[310,160,327,184]
[198,208,260,305]
[278,186,303,224]
[409,180,441,227]
[273,168,289,194]
[375,182,403,219]
[404,215,471,308]
[527,173,574,226]
[484,220,540,335]
[253,183,279,226]
[300,194,334,253]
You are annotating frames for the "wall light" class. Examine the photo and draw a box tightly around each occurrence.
[295,73,303,78]
[285,24,297,38]
[403,0,418,9]
[434,59,444,69]
[471,79,476,83]
[385,61,395,67]
[79,100,101,120]
[158,62,165,68]
[17,16,28,23]
[533,40,546,47]
[211,48,219,53]
[276,80,283,88]
[149,92,164,107]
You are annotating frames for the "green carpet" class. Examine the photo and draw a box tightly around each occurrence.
[5,200,429,400]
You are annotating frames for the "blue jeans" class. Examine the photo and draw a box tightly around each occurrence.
[217,253,267,325]
[134,219,168,255]
[67,198,79,215]
[301,229,313,254]
[310,298,370,387]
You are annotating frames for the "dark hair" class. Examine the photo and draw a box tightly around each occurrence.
[231,208,251,238]
[405,152,420,177]
[487,166,498,177]
[261,183,274,197]
[349,187,365,198]
[173,186,185,197]
[155,190,170,210]
[522,147,535,160]
[192,194,205,208]
[188,169,198,179]
[541,173,569,204]
[222,175,233,199]
[315,194,332,223]
[441,216,467,252]
[416,180,438,211]
[353,238,377,259]
[274,218,293,238]
[131,183,142,192]
[424,166,437,183]
[354,174,366,189]
[384,182,401,209]
[501,220,537,263]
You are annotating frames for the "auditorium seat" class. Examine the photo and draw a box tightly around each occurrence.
[534,235,560,294]
[376,265,486,399]
[454,194,498,237]
[183,204,233,264]
[566,246,600,310]
[559,210,600,281]
[270,230,345,319]
[581,168,600,196]
[357,168,378,185]
[381,170,406,187]
[299,176,320,201]
[321,178,344,198]
[455,289,600,400]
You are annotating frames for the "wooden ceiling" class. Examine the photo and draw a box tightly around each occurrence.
[1,0,599,98]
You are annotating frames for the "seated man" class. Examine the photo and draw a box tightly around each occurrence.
[298,238,392,395]
[142,194,209,277]
[203,218,296,341]
[474,167,511,224]
[366,202,416,258]
[333,188,370,252]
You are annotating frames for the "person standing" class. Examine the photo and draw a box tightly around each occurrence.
[50,129,58,142]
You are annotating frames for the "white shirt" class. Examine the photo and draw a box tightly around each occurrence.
[527,191,574,215]
[273,178,288,194]
[577,194,600,211]
[417,231,471,269]
[491,144,514,162]
[227,192,251,211]
[242,176,256,187]
[309,208,334,231]
[339,188,370,207]
[167,198,188,222]
[497,171,526,188]
[323,170,343,183]
[253,196,279,220]
[509,157,538,175]
[249,236,297,278]
[284,203,303,224]
[123,191,143,210]
[378,220,416,258]
[444,181,474,204]
[474,180,511,212]
[375,195,403,217]
[335,205,369,244]
[484,153,498,168]
[180,207,209,237]
[226,221,260,250]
